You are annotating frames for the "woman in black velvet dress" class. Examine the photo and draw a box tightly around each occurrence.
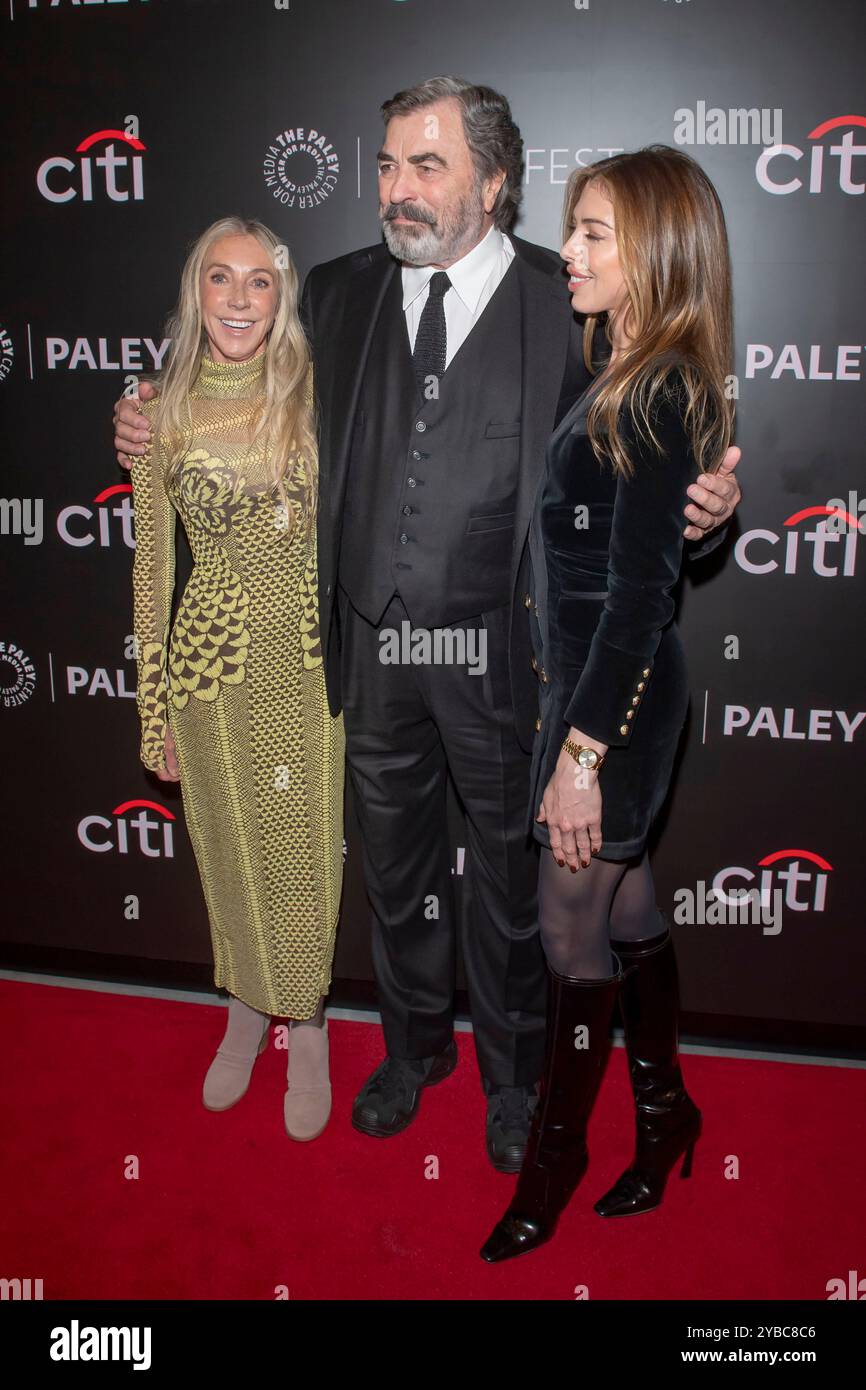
[482,146,734,1262]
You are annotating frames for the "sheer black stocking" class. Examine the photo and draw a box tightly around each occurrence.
[537,848,665,980]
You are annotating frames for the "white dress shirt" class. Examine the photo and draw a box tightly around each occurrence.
[401,224,515,369]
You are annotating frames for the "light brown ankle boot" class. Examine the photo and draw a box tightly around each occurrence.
[202,996,270,1112]
[284,1017,331,1141]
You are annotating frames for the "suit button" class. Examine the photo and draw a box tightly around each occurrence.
[411,450,421,460]
[534,717,542,732]
[540,668,549,684]
[415,420,426,432]
[636,681,645,692]
[626,710,634,720]
[642,667,651,678]
[400,534,409,544]
[631,695,640,706]
[402,505,412,515]
[407,477,417,487]
[619,724,629,735]
[524,593,532,609]
[530,655,538,672]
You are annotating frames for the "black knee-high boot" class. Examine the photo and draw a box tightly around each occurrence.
[480,956,622,1263]
[593,924,701,1218]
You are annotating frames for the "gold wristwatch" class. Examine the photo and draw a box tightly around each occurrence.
[562,738,606,773]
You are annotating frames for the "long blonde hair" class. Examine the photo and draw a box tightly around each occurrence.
[149,216,316,533]
[562,146,734,477]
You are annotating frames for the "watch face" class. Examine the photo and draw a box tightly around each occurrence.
[577,747,597,770]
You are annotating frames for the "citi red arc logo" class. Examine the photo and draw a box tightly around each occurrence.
[756,115,866,194]
[57,483,134,549]
[37,129,147,204]
[734,505,860,577]
[714,848,833,914]
[78,800,175,858]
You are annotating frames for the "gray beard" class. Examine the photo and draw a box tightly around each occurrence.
[380,183,487,267]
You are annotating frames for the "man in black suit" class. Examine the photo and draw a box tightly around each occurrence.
[114,77,740,1170]
[297,77,740,1169]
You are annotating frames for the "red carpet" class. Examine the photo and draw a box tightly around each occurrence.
[1,978,863,1301]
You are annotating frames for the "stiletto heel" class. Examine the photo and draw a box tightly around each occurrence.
[480,958,623,1262]
[680,1134,698,1179]
[593,924,702,1218]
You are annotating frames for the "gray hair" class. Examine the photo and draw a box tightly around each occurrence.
[381,76,524,231]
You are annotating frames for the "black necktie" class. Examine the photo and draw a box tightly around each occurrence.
[412,271,451,386]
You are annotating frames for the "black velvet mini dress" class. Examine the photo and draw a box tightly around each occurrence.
[526,369,698,861]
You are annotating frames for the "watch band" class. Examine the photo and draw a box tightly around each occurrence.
[562,737,606,772]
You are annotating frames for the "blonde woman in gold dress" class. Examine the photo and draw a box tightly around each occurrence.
[129,216,345,1140]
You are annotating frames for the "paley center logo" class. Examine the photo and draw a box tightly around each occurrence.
[44,335,168,373]
[78,799,175,858]
[0,324,13,382]
[734,503,860,578]
[0,640,36,709]
[756,114,866,195]
[744,342,866,383]
[37,123,146,204]
[57,483,134,549]
[262,126,340,209]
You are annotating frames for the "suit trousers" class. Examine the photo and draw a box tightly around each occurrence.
[336,585,548,1088]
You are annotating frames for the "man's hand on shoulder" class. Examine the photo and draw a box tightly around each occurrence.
[115,379,159,471]
[683,444,742,541]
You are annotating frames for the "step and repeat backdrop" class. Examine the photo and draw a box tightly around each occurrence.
[1,0,863,1043]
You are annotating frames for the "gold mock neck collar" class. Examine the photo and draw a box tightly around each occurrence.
[196,350,266,397]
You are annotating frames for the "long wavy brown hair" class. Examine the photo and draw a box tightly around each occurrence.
[562,146,734,478]
[149,216,317,535]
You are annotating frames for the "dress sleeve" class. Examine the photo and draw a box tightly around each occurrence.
[130,398,176,771]
[563,378,699,747]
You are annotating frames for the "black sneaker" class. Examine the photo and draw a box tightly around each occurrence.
[352,1041,459,1137]
[486,1083,540,1173]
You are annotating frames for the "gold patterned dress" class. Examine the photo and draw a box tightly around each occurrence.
[130,351,345,1019]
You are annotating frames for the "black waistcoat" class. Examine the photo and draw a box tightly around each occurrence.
[338,257,523,627]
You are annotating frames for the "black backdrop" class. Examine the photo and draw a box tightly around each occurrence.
[1,0,864,1049]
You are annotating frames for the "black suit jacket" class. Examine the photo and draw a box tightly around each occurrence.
[299,234,586,753]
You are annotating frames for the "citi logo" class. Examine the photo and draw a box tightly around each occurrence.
[734,505,859,578]
[37,127,146,204]
[78,800,175,858]
[674,102,782,146]
[713,848,832,927]
[756,114,866,195]
[57,483,134,549]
